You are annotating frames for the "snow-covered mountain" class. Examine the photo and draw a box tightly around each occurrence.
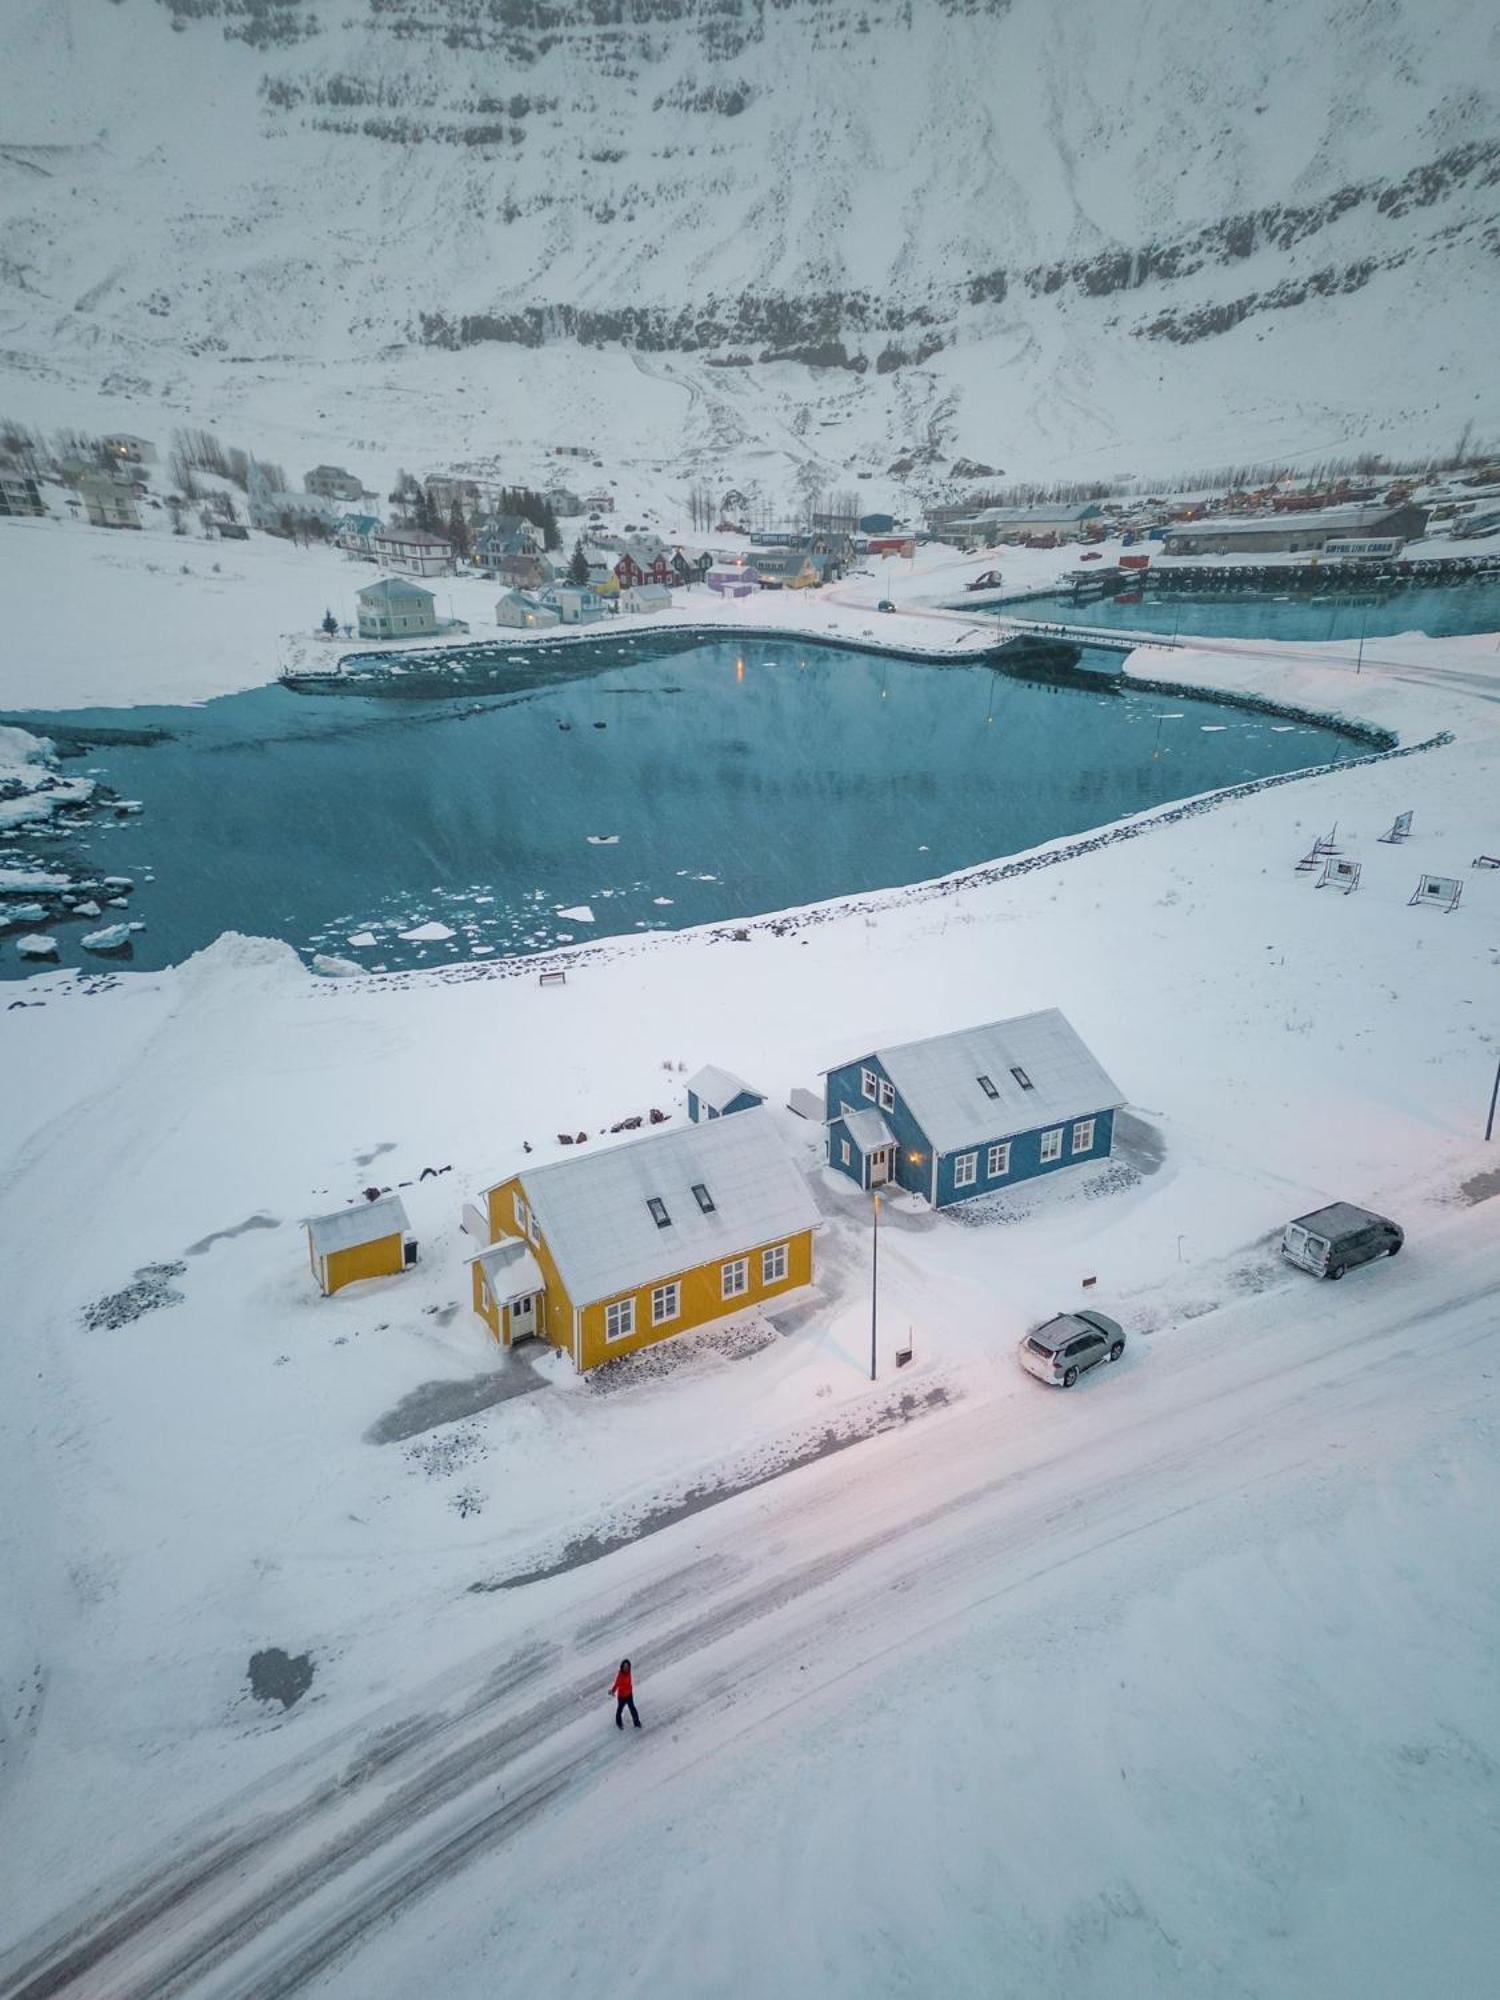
[1,0,1496,501]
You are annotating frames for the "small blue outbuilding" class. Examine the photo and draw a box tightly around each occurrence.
[824,1010,1123,1207]
[687,1064,766,1124]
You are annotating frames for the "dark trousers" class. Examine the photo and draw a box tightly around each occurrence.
[615,1695,640,1728]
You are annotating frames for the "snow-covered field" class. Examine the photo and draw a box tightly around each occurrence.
[0,510,1085,711]
[2,508,1500,1993]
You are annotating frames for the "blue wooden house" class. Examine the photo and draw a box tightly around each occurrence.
[823,1011,1123,1208]
[687,1065,765,1123]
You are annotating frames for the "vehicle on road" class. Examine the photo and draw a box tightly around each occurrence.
[967,569,1003,591]
[1281,1203,1403,1279]
[876,598,896,613]
[1018,1308,1126,1387]
[1079,550,1103,561]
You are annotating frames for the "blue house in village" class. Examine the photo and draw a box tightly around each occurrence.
[823,1011,1123,1208]
[686,1064,766,1124]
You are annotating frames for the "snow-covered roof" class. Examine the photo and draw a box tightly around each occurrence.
[358,577,434,603]
[305,1194,411,1256]
[516,1107,817,1306]
[374,528,451,549]
[1163,503,1413,538]
[688,1063,759,1111]
[470,1238,546,1305]
[839,1108,895,1153]
[852,1010,1123,1154]
[967,503,1101,526]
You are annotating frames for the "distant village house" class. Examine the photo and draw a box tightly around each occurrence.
[77,471,141,529]
[357,578,439,639]
[306,465,369,503]
[372,525,453,576]
[103,434,158,468]
[495,589,561,630]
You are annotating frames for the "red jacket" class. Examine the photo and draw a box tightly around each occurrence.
[611,1667,633,1699]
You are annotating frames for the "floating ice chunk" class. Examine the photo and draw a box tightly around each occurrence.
[347,931,378,948]
[398,921,456,942]
[0,868,69,893]
[556,904,595,923]
[1200,724,1227,732]
[81,924,133,954]
[16,934,59,960]
[653,897,674,906]
[7,903,47,923]
[312,953,363,977]
[586,834,620,845]
[73,900,102,918]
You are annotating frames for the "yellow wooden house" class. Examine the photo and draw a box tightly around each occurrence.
[470,1107,818,1372]
[306,1194,417,1297]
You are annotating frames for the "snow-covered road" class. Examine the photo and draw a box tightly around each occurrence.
[7,1203,1496,2000]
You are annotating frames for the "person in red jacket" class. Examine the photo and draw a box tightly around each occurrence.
[611,1658,640,1730]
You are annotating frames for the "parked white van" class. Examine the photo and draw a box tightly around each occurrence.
[1281,1203,1403,1280]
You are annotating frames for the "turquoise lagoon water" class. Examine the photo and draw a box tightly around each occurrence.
[4,637,1360,979]
[993,577,1500,645]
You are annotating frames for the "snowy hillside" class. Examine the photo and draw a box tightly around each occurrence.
[1,0,1497,497]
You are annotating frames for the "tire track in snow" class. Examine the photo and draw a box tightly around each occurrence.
[6,1247,1496,1998]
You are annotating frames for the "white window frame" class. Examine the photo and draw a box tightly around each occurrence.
[761,1243,789,1286]
[1040,1127,1063,1164]
[986,1141,1011,1178]
[604,1296,636,1343]
[877,1077,895,1112]
[954,1151,978,1189]
[651,1281,680,1326]
[840,1138,851,1165]
[860,1066,878,1102]
[721,1257,748,1300]
[513,1193,529,1236]
[1071,1118,1095,1155]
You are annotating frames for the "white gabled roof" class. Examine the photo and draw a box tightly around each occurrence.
[517,1107,817,1306]
[687,1063,759,1111]
[859,1010,1123,1155]
[839,1108,895,1153]
[306,1193,411,1257]
[470,1239,546,1305]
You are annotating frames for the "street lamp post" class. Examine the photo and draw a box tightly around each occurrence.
[1485,1054,1500,1142]
[1356,600,1369,675]
[870,1190,880,1383]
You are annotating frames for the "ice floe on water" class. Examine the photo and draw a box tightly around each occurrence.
[81,924,135,955]
[556,904,596,923]
[586,834,620,845]
[398,920,456,943]
[347,931,378,948]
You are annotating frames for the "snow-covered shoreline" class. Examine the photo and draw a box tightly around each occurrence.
[3,517,1500,1988]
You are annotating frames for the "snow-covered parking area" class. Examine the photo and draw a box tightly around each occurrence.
[2,611,1500,1996]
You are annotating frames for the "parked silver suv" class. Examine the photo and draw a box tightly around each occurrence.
[1281,1203,1403,1279]
[1018,1309,1126,1388]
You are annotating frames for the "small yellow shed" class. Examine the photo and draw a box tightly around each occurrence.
[306,1194,417,1297]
